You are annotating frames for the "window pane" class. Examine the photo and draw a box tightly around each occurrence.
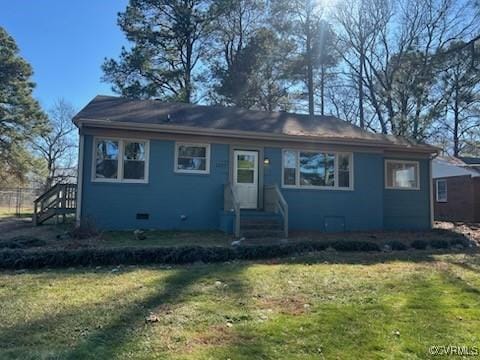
[387,162,418,188]
[124,142,145,161]
[325,154,335,186]
[283,151,297,185]
[339,171,350,188]
[176,144,208,172]
[237,154,255,169]
[300,152,335,187]
[96,140,119,179]
[283,150,296,168]
[338,154,351,188]
[178,145,206,158]
[284,168,296,186]
[123,141,146,180]
[237,169,254,183]
[338,154,350,171]
[437,180,447,201]
[177,157,206,171]
[124,161,145,180]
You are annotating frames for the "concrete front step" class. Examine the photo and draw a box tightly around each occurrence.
[239,211,284,238]
[240,222,283,230]
[241,229,285,238]
[240,218,282,226]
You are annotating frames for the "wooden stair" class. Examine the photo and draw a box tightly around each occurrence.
[33,184,77,225]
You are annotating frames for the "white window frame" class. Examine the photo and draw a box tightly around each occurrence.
[384,159,420,190]
[281,149,354,191]
[436,179,447,202]
[92,137,149,184]
[174,142,211,174]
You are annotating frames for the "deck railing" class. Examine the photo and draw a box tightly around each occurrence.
[33,183,77,225]
[224,183,241,237]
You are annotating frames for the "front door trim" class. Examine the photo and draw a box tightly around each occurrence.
[229,145,264,210]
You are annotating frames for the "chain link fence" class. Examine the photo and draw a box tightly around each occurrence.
[0,188,43,217]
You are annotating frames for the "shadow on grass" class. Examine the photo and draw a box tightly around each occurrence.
[0,263,269,359]
[276,248,479,266]
[2,249,480,359]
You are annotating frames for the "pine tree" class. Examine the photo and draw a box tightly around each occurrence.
[102,0,214,103]
[0,27,46,185]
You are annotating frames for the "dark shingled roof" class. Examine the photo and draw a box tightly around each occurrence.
[458,156,480,165]
[74,95,437,152]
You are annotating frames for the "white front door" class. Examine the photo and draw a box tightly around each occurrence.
[233,150,258,209]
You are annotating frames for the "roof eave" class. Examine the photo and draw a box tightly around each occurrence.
[75,117,439,155]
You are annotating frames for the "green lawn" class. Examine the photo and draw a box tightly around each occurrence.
[1,251,480,359]
[0,207,32,219]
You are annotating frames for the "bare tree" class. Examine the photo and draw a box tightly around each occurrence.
[32,99,77,189]
[334,0,479,139]
[333,0,382,129]
[439,42,480,155]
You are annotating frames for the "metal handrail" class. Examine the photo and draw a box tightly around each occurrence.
[224,183,241,237]
[265,184,288,237]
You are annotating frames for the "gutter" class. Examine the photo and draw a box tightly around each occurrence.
[430,152,439,229]
[75,126,85,227]
[74,118,439,155]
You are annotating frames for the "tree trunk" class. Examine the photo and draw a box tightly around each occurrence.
[306,12,314,118]
[320,65,325,116]
[453,85,460,157]
[185,39,192,103]
[358,50,365,129]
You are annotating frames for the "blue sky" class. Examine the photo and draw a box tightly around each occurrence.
[1,0,129,112]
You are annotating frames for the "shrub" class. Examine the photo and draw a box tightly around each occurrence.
[387,240,408,251]
[330,240,381,252]
[429,239,450,249]
[410,239,428,250]
[0,237,47,250]
[0,239,384,270]
[69,217,99,240]
[449,237,470,248]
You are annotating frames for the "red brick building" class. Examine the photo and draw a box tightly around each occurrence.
[433,157,480,222]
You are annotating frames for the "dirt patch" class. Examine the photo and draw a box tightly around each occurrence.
[190,325,238,346]
[435,221,480,244]
[0,217,34,238]
[258,296,310,316]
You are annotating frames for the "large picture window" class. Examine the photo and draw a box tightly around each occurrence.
[93,138,149,183]
[385,160,419,190]
[175,143,210,174]
[282,150,353,189]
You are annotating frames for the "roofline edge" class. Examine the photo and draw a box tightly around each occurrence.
[75,117,440,155]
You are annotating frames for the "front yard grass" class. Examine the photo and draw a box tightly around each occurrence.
[1,251,480,359]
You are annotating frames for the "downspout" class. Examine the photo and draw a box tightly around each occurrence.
[75,127,85,227]
[429,152,439,229]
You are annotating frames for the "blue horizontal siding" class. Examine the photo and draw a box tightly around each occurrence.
[264,148,384,231]
[81,135,229,230]
[80,135,431,232]
[383,158,431,230]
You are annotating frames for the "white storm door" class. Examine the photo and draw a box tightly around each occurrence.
[233,150,258,209]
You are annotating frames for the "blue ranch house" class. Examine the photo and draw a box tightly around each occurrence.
[73,95,438,237]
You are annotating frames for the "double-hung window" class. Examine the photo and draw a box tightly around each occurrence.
[174,143,210,174]
[282,150,353,189]
[436,179,447,202]
[385,160,419,190]
[93,138,149,183]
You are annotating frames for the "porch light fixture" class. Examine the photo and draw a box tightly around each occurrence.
[263,157,270,165]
